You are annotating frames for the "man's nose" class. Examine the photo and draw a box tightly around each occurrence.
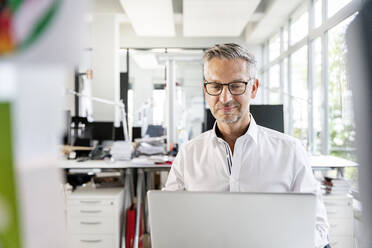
[219,85,232,103]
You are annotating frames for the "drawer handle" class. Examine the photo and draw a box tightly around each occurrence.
[80,200,102,204]
[80,210,102,214]
[80,239,102,243]
[330,224,338,228]
[80,221,102,225]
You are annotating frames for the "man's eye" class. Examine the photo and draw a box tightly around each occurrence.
[231,84,243,89]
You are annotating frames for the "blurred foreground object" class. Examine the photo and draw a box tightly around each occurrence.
[0,0,85,64]
[0,0,87,247]
[0,0,61,55]
[0,84,21,248]
[346,1,372,247]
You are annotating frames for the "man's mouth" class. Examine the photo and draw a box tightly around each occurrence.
[219,106,236,112]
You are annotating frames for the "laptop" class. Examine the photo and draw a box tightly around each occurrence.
[148,191,316,248]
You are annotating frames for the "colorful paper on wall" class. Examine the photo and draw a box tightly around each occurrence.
[0,103,21,248]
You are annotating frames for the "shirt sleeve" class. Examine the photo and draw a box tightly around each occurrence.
[292,140,329,248]
[162,146,186,191]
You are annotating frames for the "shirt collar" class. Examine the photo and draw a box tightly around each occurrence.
[211,114,258,144]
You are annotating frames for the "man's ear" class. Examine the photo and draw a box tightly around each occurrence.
[203,81,208,95]
[250,79,259,99]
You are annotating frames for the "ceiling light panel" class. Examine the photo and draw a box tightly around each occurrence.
[183,0,260,37]
[132,51,162,69]
[119,0,175,36]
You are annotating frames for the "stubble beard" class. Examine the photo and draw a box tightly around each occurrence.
[213,102,242,124]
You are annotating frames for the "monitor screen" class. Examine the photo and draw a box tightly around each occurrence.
[250,104,284,133]
[132,126,142,141]
[204,104,284,133]
[91,122,114,142]
[114,126,124,141]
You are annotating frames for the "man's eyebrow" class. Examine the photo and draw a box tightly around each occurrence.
[206,79,246,83]
[229,79,246,83]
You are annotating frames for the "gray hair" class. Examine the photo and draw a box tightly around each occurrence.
[203,43,257,78]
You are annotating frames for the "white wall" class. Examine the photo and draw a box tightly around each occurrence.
[91,14,120,122]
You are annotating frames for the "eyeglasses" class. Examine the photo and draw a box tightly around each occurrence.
[203,79,254,96]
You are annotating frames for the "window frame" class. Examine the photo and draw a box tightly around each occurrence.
[259,0,361,154]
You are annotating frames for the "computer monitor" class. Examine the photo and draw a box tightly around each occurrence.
[114,126,124,141]
[113,126,142,142]
[91,121,114,143]
[62,110,71,145]
[145,125,165,137]
[132,126,142,141]
[148,191,316,248]
[204,104,284,133]
[250,104,284,133]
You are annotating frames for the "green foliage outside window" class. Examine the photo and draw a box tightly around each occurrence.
[328,16,358,185]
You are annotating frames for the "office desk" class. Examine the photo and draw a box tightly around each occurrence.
[58,159,172,169]
[59,158,171,248]
[60,155,357,248]
[309,155,358,177]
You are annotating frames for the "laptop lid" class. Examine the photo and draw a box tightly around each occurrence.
[148,191,316,248]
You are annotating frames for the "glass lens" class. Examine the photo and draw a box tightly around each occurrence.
[229,82,246,94]
[206,83,222,95]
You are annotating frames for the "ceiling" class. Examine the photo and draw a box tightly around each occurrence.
[89,0,306,44]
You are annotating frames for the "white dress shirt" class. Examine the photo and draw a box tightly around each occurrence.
[164,116,329,248]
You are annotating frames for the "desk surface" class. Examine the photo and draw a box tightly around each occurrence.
[59,158,172,169]
[59,155,357,169]
[309,155,358,168]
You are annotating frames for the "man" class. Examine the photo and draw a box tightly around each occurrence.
[164,43,329,248]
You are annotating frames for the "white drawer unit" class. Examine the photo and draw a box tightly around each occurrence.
[323,195,354,248]
[68,205,116,217]
[66,188,124,248]
[71,234,116,248]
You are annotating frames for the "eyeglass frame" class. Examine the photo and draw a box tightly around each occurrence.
[203,78,255,96]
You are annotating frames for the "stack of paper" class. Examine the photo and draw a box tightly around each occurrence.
[330,179,352,195]
[110,141,133,161]
[136,142,165,155]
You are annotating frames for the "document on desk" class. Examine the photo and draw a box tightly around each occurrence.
[131,157,156,165]
[131,156,172,165]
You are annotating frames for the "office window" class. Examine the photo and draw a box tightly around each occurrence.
[291,46,308,146]
[269,33,280,62]
[328,16,356,161]
[291,11,309,44]
[283,58,290,133]
[260,0,358,162]
[128,88,134,132]
[269,65,280,104]
[314,0,322,28]
[328,0,353,18]
[255,71,264,103]
[313,38,323,154]
[260,70,266,104]
[283,25,289,52]
[153,89,165,125]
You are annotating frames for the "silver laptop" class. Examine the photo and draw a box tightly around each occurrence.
[148,191,316,248]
